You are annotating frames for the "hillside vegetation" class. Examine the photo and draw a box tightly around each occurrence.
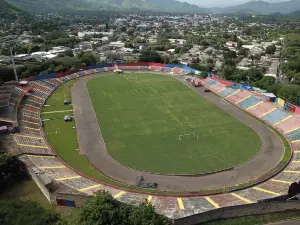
[0,0,30,22]
[7,0,205,13]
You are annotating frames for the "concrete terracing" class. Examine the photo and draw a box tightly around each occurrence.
[12,72,300,220]
[71,73,284,191]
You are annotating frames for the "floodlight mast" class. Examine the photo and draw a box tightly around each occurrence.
[9,41,19,82]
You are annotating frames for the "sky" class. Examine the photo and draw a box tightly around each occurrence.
[178,0,290,8]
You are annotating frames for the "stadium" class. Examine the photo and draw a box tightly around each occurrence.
[2,62,300,223]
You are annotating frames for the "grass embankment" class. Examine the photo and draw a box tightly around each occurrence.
[0,177,80,224]
[41,81,122,185]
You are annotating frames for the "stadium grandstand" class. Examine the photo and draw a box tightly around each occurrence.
[2,63,300,223]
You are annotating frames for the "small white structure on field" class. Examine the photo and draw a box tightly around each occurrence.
[64,115,72,122]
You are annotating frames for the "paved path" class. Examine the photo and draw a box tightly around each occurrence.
[71,73,284,192]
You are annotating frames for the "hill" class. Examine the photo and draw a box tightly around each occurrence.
[6,0,206,13]
[210,0,300,14]
[0,0,29,21]
[288,9,300,16]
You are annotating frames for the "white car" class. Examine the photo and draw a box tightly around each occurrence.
[64,115,72,122]
[114,69,123,74]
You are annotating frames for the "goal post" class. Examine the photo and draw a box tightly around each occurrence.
[124,74,138,80]
[178,133,198,142]
[221,98,228,105]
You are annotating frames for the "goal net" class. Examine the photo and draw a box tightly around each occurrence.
[123,73,138,80]
[178,133,199,142]
[220,99,228,105]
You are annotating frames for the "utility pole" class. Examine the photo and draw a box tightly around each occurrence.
[9,42,19,82]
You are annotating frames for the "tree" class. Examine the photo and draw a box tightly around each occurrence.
[247,67,263,82]
[0,200,66,225]
[253,76,276,90]
[78,191,124,225]
[238,48,249,56]
[57,53,65,58]
[120,26,127,32]
[125,42,134,48]
[130,203,170,225]
[29,45,41,53]
[292,72,300,85]
[278,85,300,105]
[232,69,248,82]
[198,71,208,78]
[78,52,98,66]
[64,49,74,57]
[265,44,276,54]
[224,50,237,59]
[189,63,207,72]
[78,191,171,225]
[207,58,214,64]
[0,153,22,184]
[206,63,215,72]
[224,58,236,67]
[222,66,237,80]
[138,50,162,63]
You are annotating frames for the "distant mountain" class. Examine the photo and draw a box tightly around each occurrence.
[210,0,300,14]
[0,0,29,21]
[7,0,206,13]
[288,9,300,16]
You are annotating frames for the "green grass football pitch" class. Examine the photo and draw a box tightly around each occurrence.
[86,73,261,174]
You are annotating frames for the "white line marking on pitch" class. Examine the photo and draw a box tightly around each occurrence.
[41,110,73,114]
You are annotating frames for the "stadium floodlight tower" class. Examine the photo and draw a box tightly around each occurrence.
[9,40,19,82]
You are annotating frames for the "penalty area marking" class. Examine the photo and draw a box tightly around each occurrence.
[47,130,58,135]
[122,73,138,80]
[41,109,73,114]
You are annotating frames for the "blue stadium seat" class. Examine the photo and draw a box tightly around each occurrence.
[219,88,236,97]
[286,128,300,142]
[261,108,290,125]
[60,77,70,83]
[37,80,56,89]
[78,71,85,76]
[239,96,262,109]
[96,68,106,72]
[32,90,48,99]
[205,80,218,86]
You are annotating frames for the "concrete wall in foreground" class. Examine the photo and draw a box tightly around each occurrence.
[26,167,51,202]
[25,167,300,224]
[50,192,91,207]
[174,201,300,225]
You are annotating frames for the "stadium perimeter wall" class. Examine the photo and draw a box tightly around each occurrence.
[23,168,300,225]
[21,66,300,223]
[24,167,300,225]
[27,167,89,207]
[26,167,51,202]
[174,201,300,225]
